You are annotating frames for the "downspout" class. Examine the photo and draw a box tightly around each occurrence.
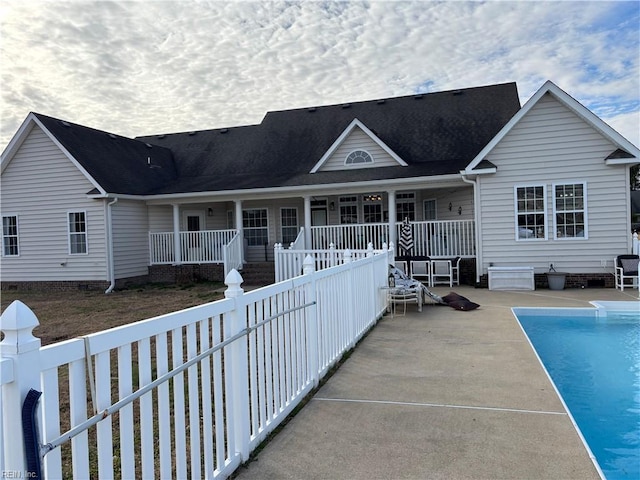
[461,174,481,284]
[104,197,118,294]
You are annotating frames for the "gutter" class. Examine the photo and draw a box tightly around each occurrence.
[104,197,118,294]
[461,173,481,284]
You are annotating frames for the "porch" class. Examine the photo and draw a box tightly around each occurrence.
[148,219,476,274]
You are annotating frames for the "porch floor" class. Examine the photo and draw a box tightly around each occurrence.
[234,286,635,479]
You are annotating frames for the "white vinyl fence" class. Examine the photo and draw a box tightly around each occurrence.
[1,250,389,479]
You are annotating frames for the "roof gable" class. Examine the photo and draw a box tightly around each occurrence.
[310,119,407,173]
[465,81,640,173]
[1,113,106,194]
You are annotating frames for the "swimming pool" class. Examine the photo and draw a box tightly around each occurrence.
[513,303,640,480]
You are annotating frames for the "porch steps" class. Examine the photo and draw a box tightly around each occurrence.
[239,262,275,286]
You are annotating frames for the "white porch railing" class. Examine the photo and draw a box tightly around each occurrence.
[223,231,244,277]
[1,250,389,479]
[149,229,237,265]
[310,220,475,257]
[274,242,392,283]
[633,232,639,255]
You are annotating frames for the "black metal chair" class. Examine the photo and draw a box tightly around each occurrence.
[615,254,639,291]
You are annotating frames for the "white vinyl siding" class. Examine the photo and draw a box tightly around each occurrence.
[477,93,630,273]
[0,125,108,281]
[320,128,399,171]
[111,200,149,279]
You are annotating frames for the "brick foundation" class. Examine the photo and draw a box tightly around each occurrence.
[149,264,225,284]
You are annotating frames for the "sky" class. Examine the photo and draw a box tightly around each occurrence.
[1,0,639,152]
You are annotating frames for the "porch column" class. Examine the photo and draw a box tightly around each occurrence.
[304,196,312,249]
[387,190,397,248]
[172,204,181,265]
[234,200,245,264]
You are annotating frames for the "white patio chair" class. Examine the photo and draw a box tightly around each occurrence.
[615,254,639,291]
[410,259,431,286]
[394,260,409,276]
[430,259,454,287]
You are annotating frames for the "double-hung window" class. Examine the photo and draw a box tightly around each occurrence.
[515,185,546,240]
[243,209,268,246]
[396,193,416,221]
[554,183,587,239]
[2,215,19,256]
[280,207,298,244]
[68,211,88,254]
[423,199,437,221]
[339,196,358,224]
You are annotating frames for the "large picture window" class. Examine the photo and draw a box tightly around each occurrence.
[280,207,298,244]
[515,185,546,240]
[243,209,268,246]
[554,183,587,239]
[2,215,19,256]
[68,211,88,254]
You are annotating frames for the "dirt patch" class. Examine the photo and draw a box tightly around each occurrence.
[1,282,226,345]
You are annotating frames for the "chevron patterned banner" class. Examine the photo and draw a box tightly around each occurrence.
[399,217,414,255]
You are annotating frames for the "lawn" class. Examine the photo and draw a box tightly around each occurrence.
[1,282,226,345]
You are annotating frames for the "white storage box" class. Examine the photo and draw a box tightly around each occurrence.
[488,266,535,291]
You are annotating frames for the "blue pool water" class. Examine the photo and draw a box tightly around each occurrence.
[514,307,640,480]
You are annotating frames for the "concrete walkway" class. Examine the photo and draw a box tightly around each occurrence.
[234,287,637,480]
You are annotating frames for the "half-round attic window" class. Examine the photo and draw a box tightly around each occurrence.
[345,150,373,165]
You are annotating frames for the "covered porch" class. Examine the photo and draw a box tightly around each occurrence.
[147,185,478,277]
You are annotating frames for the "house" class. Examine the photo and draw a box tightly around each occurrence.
[1,81,638,291]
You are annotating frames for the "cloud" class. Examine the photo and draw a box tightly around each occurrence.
[1,0,638,149]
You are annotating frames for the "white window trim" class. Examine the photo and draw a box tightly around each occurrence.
[280,206,299,244]
[552,181,588,240]
[339,196,359,224]
[423,199,437,221]
[514,184,547,241]
[243,208,269,247]
[2,214,20,257]
[68,210,89,255]
[396,192,416,221]
[344,149,374,166]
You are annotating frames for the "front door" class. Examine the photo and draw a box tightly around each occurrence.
[183,211,205,260]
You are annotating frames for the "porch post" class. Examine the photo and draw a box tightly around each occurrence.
[387,190,397,249]
[234,200,244,264]
[172,204,182,265]
[304,196,312,249]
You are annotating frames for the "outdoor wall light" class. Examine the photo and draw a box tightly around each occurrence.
[329,202,335,211]
[448,202,452,211]
[207,207,214,217]
[458,206,462,215]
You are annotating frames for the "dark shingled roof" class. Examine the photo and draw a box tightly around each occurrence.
[33,113,177,195]
[36,82,521,196]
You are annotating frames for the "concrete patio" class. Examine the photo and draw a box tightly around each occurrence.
[234,286,637,480]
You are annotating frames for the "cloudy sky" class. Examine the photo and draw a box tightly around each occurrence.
[1,0,639,151]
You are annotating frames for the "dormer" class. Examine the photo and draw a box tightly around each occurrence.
[310,119,407,173]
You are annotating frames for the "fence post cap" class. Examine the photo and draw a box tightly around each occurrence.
[224,269,245,297]
[0,300,39,331]
[0,300,41,353]
[303,255,315,274]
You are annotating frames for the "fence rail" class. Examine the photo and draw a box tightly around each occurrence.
[1,250,389,479]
